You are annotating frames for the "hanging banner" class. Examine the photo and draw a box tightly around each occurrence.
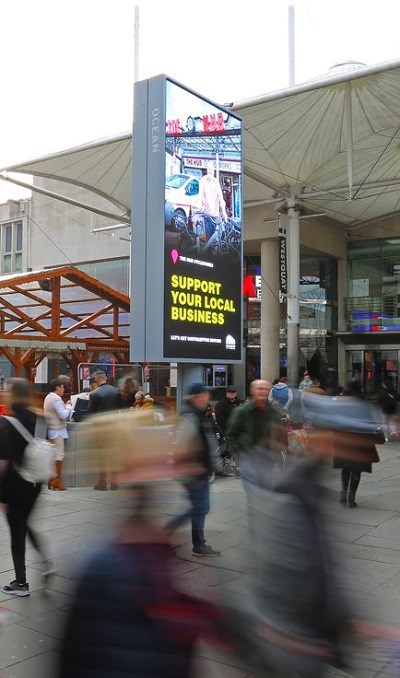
[279,233,287,302]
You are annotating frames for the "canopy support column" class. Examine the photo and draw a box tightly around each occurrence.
[345,82,354,199]
[287,198,300,389]
[260,238,280,380]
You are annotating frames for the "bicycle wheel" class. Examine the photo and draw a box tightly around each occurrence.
[221,456,234,476]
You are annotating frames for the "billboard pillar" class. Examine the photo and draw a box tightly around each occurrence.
[131,75,243,386]
[260,238,280,380]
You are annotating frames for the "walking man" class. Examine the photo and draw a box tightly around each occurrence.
[227,379,286,497]
[167,382,220,557]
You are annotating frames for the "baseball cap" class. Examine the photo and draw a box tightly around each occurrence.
[186,382,210,397]
[226,385,237,392]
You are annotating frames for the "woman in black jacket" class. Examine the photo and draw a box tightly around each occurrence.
[0,378,51,596]
[333,379,382,508]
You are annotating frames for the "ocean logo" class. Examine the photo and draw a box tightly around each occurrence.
[225,334,236,350]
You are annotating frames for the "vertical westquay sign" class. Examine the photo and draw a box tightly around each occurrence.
[279,227,287,302]
[131,75,243,363]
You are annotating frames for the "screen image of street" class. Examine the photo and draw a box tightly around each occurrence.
[163,79,242,361]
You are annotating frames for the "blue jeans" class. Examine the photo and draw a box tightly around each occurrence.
[168,477,210,549]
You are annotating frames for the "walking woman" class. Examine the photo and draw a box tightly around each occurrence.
[0,378,51,596]
[333,379,383,508]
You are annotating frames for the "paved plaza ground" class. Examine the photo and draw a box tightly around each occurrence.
[1,442,400,676]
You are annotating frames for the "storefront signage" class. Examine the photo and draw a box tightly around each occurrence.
[243,274,261,299]
[184,157,241,173]
[279,233,287,301]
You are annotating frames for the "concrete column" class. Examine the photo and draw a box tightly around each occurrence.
[287,203,300,388]
[260,238,280,380]
[337,257,348,387]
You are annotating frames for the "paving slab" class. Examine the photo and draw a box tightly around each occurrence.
[0,624,58,669]
[2,650,59,678]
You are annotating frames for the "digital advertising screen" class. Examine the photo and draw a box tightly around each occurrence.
[163,79,243,362]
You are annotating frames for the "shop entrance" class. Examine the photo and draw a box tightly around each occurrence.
[345,346,399,398]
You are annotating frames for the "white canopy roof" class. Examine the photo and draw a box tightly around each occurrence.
[3,59,400,229]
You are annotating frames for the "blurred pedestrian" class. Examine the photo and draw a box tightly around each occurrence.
[142,394,154,410]
[87,371,122,491]
[0,378,54,597]
[119,375,137,409]
[133,390,145,409]
[298,369,313,391]
[227,379,286,495]
[242,443,353,676]
[333,379,382,508]
[167,383,221,557]
[43,379,73,491]
[377,378,398,440]
[304,378,325,395]
[59,410,228,677]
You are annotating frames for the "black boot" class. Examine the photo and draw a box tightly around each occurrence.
[348,472,361,508]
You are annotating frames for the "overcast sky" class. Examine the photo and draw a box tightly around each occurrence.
[1,0,400,202]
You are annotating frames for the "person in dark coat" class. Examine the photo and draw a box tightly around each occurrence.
[0,378,52,597]
[242,458,353,677]
[87,371,122,491]
[166,383,221,557]
[71,387,91,423]
[119,375,137,409]
[332,380,382,507]
[214,385,242,436]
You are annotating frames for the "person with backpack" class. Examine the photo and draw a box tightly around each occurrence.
[0,378,54,597]
[269,377,293,413]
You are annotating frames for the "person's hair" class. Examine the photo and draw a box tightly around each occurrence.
[58,373,72,394]
[5,378,33,409]
[92,371,107,383]
[120,375,137,396]
[50,379,64,392]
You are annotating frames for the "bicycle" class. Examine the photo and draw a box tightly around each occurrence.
[188,211,241,260]
[214,434,235,477]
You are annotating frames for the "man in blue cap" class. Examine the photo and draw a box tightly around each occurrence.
[167,382,220,557]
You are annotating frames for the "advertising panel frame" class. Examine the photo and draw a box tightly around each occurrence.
[131,74,243,364]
